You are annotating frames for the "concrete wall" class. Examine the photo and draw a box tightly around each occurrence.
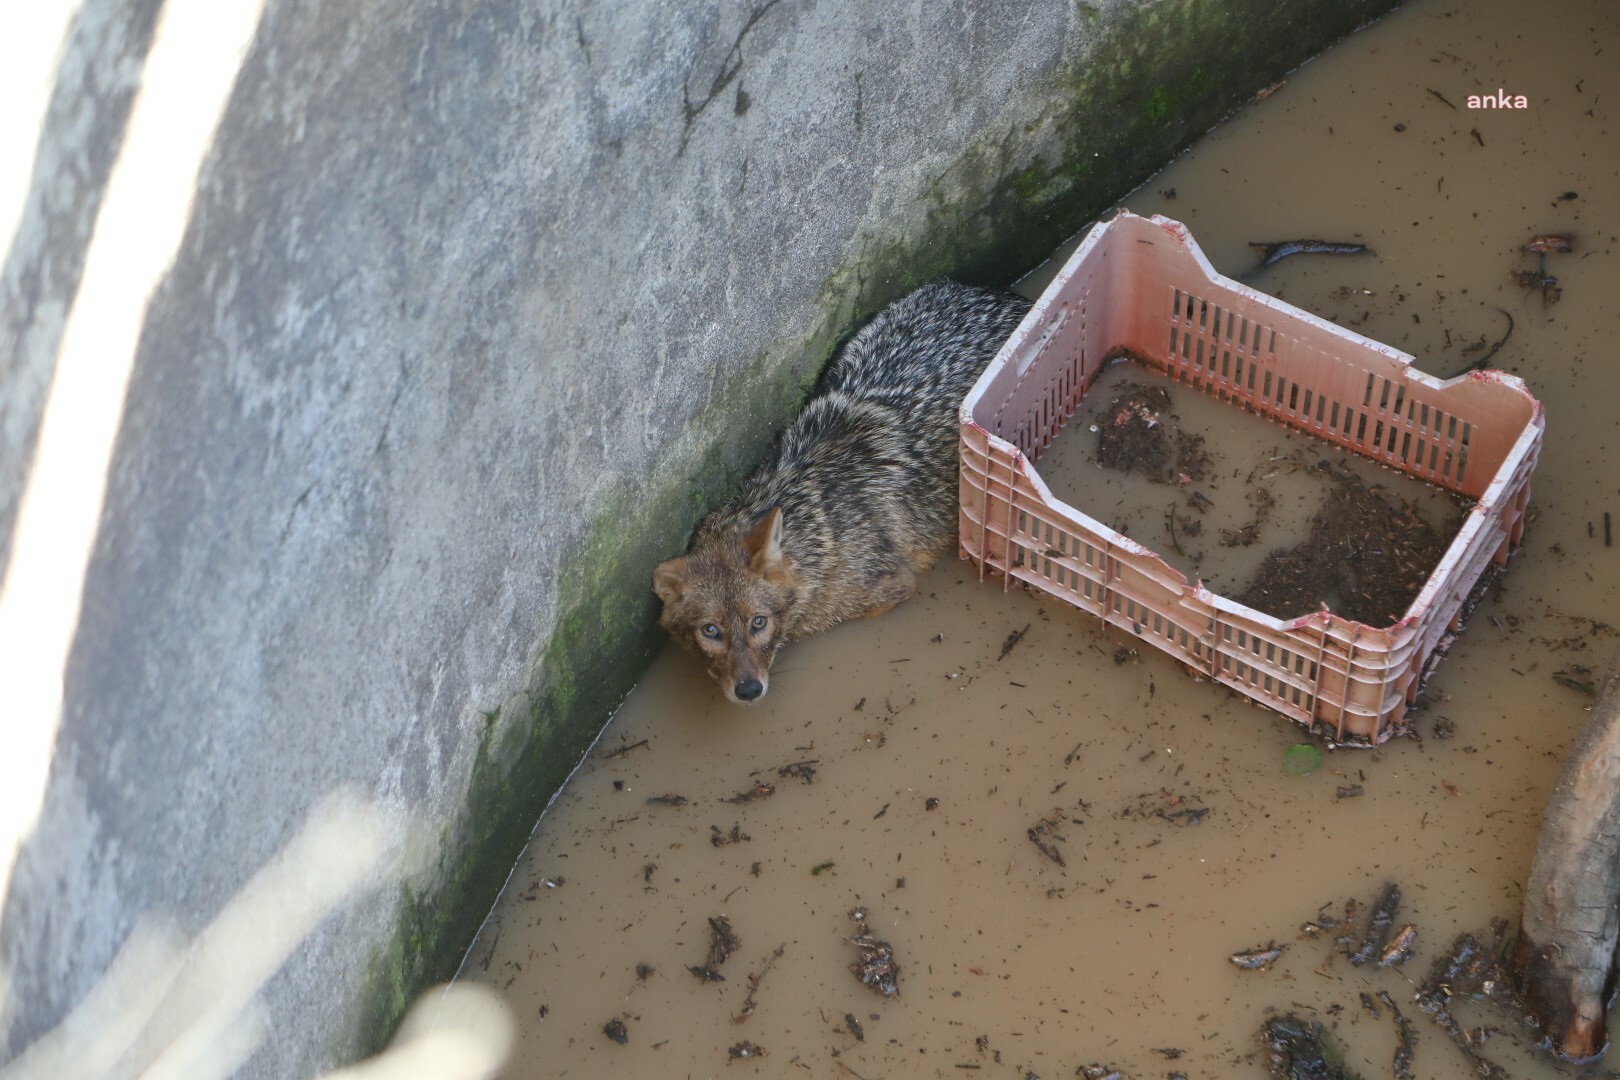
[0,0,1396,1073]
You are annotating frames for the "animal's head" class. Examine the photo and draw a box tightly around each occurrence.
[652,507,800,704]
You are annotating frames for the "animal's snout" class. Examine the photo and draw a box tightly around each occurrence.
[734,678,765,702]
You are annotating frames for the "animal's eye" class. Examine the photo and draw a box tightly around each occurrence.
[701,623,721,640]
[751,614,768,631]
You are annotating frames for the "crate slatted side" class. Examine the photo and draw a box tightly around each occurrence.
[1156,285,1498,496]
[960,212,1542,743]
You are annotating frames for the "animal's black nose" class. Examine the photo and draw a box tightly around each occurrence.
[734,679,765,701]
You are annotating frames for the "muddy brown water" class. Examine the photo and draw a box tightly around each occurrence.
[464,0,1620,1076]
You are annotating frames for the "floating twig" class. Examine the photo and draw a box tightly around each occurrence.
[733,943,785,1022]
[1248,239,1370,269]
[1378,990,1417,1080]
[1553,672,1598,697]
[1464,307,1513,373]
[1230,942,1287,970]
[600,738,649,760]
[1379,924,1418,967]
[998,623,1031,660]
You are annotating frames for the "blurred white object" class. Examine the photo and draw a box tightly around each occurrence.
[321,983,515,1080]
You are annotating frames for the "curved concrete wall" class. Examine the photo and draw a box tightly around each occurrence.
[0,0,1394,1073]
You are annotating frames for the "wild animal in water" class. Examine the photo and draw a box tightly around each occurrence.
[652,282,1030,702]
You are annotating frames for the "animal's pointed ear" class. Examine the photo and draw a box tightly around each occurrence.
[652,558,688,605]
[742,507,786,576]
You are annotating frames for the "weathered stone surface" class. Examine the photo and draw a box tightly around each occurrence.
[0,0,1395,1073]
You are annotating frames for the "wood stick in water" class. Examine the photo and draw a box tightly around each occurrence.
[1376,990,1416,1080]
[1511,646,1620,1064]
[1247,239,1370,268]
[1349,882,1401,966]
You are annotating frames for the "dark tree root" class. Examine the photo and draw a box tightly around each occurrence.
[1510,648,1620,1064]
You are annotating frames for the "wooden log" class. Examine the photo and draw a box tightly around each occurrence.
[1512,648,1620,1064]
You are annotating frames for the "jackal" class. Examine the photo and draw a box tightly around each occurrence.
[653,282,1030,702]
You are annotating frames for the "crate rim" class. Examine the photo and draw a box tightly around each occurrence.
[957,209,1545,741]
[961,209,1544,637]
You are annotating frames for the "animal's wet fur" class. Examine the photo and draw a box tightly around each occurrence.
[653,282,1031,702]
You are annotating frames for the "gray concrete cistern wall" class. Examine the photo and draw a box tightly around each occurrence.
[0,0,1395,1073]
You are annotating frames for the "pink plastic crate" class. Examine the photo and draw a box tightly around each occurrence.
[960,211,1543,744]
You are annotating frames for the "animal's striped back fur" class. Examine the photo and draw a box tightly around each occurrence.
[654,282,1030,702]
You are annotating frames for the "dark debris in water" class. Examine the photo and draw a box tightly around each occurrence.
[1297,903,1340,939]
[1553,669,1598,697]
[1415,921,1512,1079]
[599,738,648,760]
[1348,883,1401,966]
[1521,232,1574,253]
[1230,942,1287,971]
[705,915,740,964]
[689,915,741,983]
[710,822,751,847]
[1263,1014,1361,1080]
[998,622,1031,660]
[722,780,775,804]
[603,1017,629,1045]
[727,1039,765,1062]
[1096,383,1173,478]
[1121,788,1210,825]
[1378,923,1417,967]
[1027,811,1067,867]
[776,759,819,783]
[1377,989,1417,1080]
[847,908,899,996]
